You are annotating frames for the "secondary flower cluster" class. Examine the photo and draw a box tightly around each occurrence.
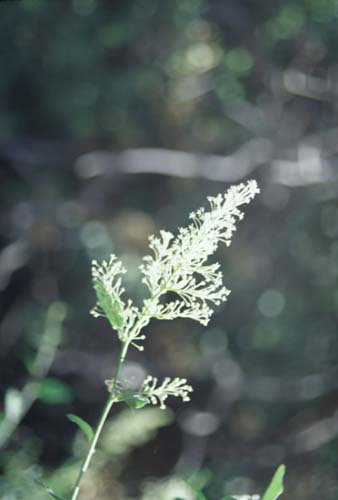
[140,376,193,409]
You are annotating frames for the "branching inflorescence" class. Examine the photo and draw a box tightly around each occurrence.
[68,180,259,500]
[90,180,259,406]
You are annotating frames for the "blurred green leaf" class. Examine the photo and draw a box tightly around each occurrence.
[186,469,212,494]
[225,48,253,75]
[262,465,286,500]
[67,413,94,443]
[38,378,73,404]
[34,477,65,500]
[46,487,64,500]
[183,475,208,500]
[184,483,207,500]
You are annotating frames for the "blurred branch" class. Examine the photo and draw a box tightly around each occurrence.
[75,139,272,183]
[62,141,338,187]
[287,412,338,454]
[0,301,67,449]
[2,134,338,189]
[245,368,338,403]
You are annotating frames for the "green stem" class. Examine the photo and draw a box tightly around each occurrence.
[70,341,129,500]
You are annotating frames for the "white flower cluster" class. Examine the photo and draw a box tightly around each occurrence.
[90,256,140,344]
[140,376,193,409]
[90,180,259,349]
[139,180,259,326]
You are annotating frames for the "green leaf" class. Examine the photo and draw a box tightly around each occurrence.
[262,465,286,500]
[67,413,94,443]
[46,488,65,500]
[174,493,207,500]
[196,491,207,500]
[38,378,73,404]
[187,469,214,500]
[95,284,124,330]
[34,478,65,500]
[219,497,236,500]
[120,389,149,409]
[187,487,206,500]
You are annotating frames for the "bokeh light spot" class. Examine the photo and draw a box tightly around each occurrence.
[258,289,285,318]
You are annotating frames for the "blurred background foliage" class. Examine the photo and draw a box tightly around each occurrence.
[1,0,338,498]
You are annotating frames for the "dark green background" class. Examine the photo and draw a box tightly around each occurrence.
[1,1,338,498]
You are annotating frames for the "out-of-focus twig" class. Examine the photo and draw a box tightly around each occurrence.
[74,138,272,183]
[0,301,67,449]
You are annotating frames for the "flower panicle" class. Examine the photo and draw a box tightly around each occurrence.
[139,180,259,326]
[90,180,259,348]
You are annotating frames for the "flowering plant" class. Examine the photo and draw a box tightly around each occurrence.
[52,180,259,500]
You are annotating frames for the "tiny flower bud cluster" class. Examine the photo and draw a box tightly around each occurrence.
[140,376,193,409]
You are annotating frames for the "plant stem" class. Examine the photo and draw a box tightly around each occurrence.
[70,341,129,500]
